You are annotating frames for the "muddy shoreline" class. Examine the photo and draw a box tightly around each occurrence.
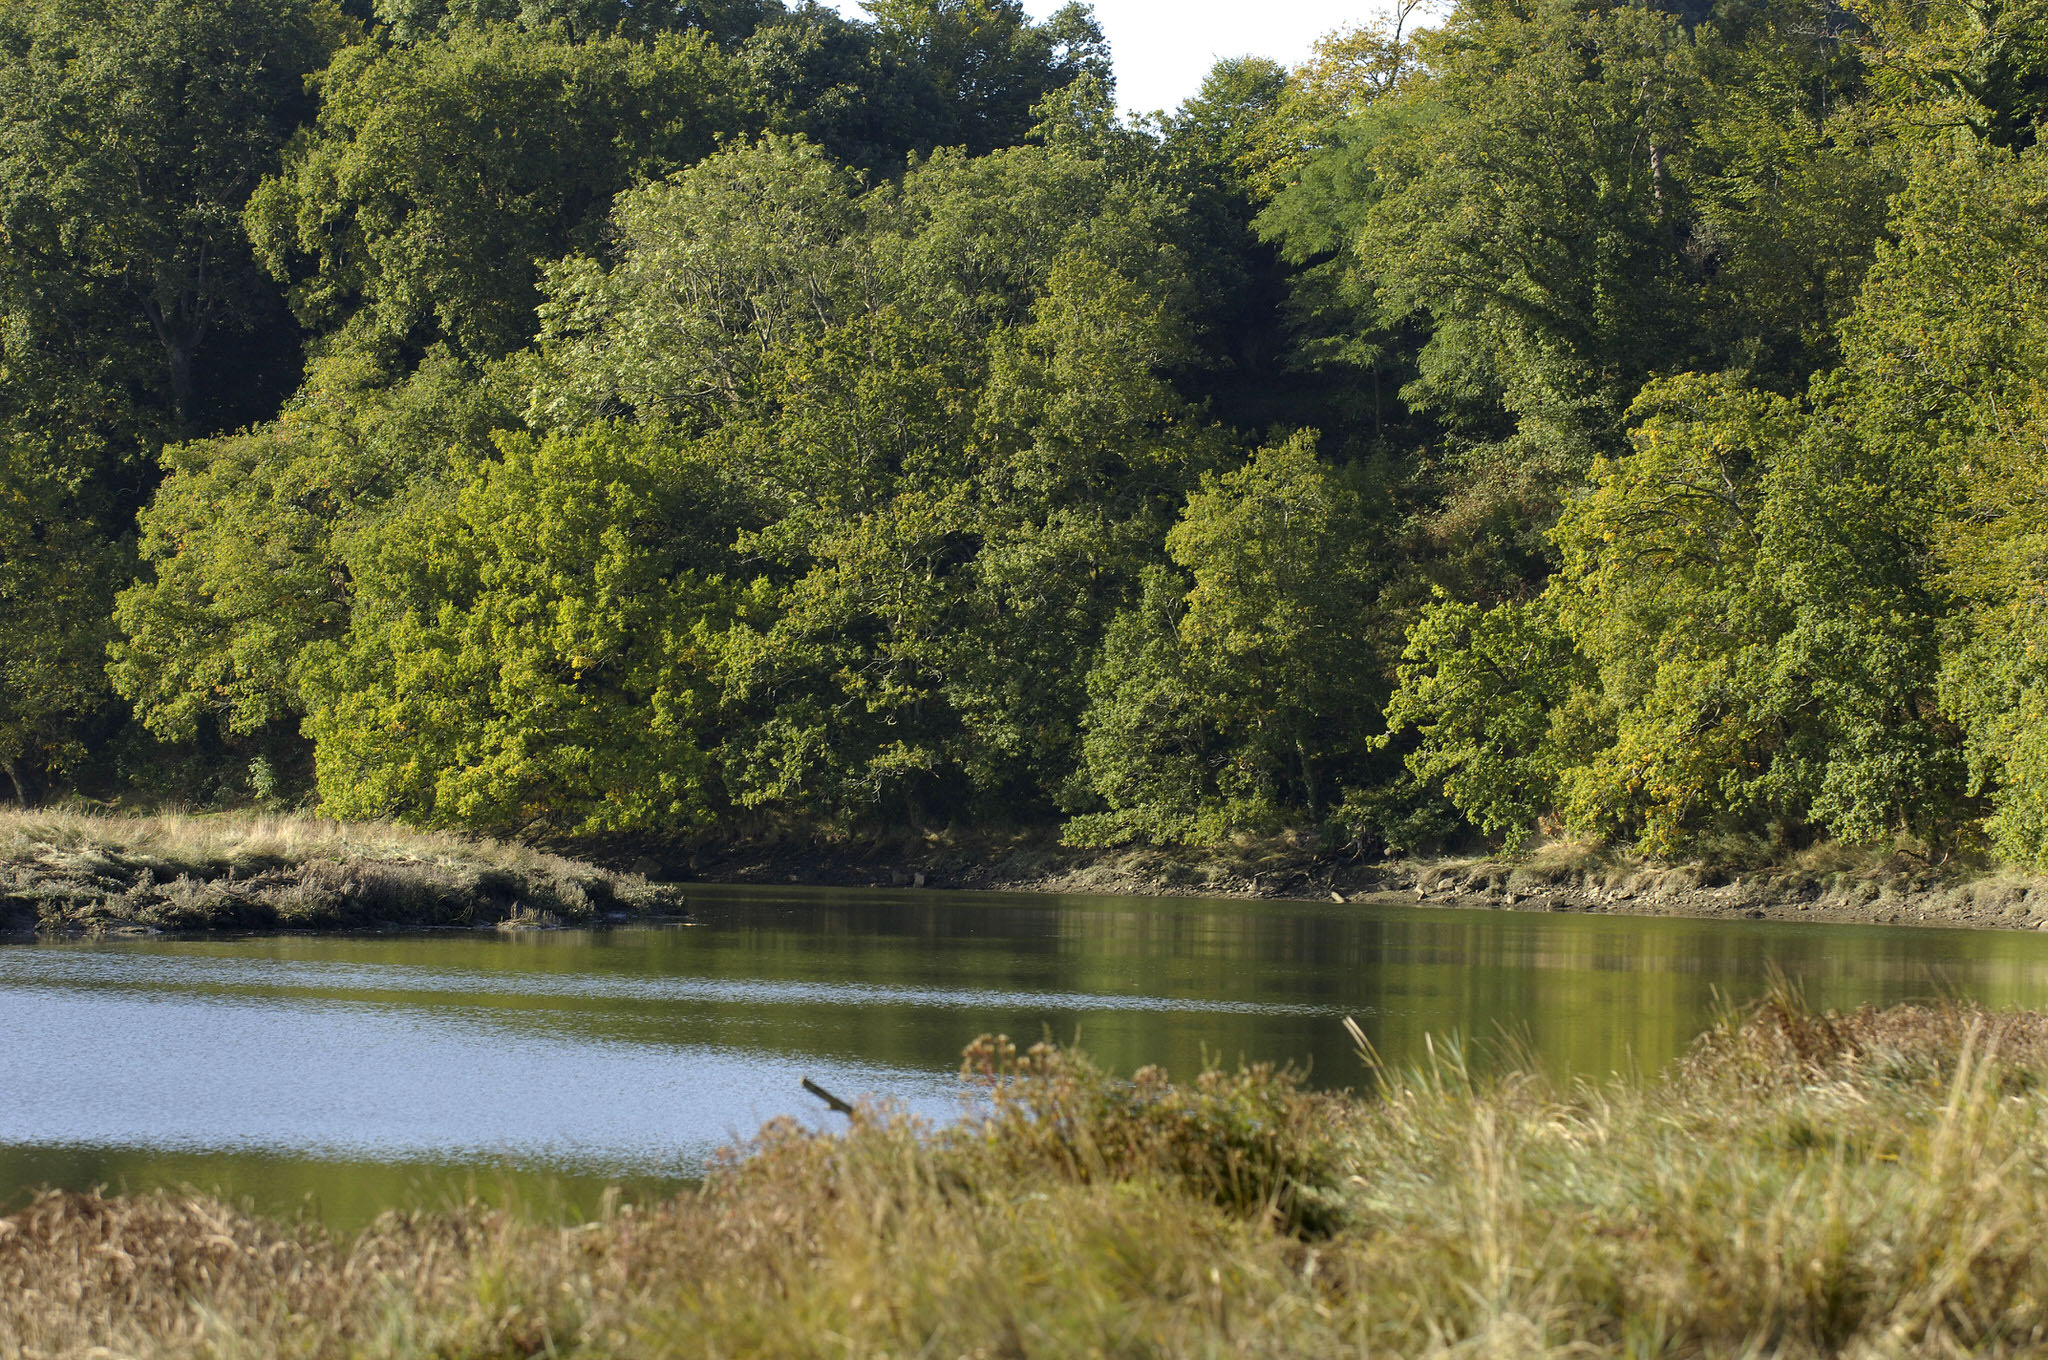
[7,806,2044,935]
[1,855,686,936]
[666,838,2048,932]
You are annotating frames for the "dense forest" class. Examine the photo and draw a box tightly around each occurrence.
[3,0,2046,864]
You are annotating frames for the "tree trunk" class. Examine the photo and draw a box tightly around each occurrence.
[165,340,194,428]
[1297,735,1319,818]
[140,292,200,429]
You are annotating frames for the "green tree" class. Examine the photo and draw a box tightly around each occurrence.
[0,446,129,801]
[0,0,347,430]
[946,240,1219,812]
[1845,138,2048,861]
[737,8,947,174]
[702,137,1214,825]
[1069,434,1382,842]
[528,135,869,435]
[1239,4,1422,200]
[1388,363,1973,855]
[1366,0,2048,860]
[1379,590,1589,847]
[0,0,347,799]
[372,0,781,45]
[1850,0,2048,149]
[863,0,1109,152]
[245,22,749,366]
[110,352,517,747]
[1386,350,1978,857]
[299,422,753,830]
[1351,0,1706,502]
[1167,432,1379,816]
[1543,373,1812,851]
[1148,58,1312,436]
[1060,567,1212,843]
[287,130,1224,832]
[1262,0,1888,598]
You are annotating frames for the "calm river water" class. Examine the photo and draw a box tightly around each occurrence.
[7,883,2048,1228]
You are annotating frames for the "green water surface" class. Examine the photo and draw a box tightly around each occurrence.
[5,884,2047,1229]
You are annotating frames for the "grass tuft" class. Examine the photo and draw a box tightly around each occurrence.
[12,997,2048,1354]
[0,807,681,932]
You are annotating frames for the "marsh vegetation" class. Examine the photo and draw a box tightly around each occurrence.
[7,995,2048,1357]
[0,807,679,932]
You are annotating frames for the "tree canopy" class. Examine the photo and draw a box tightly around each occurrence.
[9,0,2048,869]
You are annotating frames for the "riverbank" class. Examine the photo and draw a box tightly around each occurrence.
[6,807,2041,935]
[679,831,2048,932]
[0,809,683,934]
[6,994,2047,1357]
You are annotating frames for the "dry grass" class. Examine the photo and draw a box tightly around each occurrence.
[10,996,2048,1356]
[0,806,593,871]
[0,807,680,933]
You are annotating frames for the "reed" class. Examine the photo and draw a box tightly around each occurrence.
[8,994,2048,1356]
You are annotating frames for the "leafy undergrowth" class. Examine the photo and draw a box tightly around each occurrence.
[0,808,682,932]
[9,997,2048,1356]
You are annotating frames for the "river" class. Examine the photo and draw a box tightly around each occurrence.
[6,883,2048,1228]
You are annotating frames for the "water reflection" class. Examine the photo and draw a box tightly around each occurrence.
[6,884,2048,1227]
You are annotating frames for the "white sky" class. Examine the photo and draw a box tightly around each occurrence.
[833,0,1404,119]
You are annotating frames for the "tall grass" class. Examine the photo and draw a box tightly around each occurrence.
[9,996,2048,1356]
[0,805,577,873]
[0,807,678,931]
